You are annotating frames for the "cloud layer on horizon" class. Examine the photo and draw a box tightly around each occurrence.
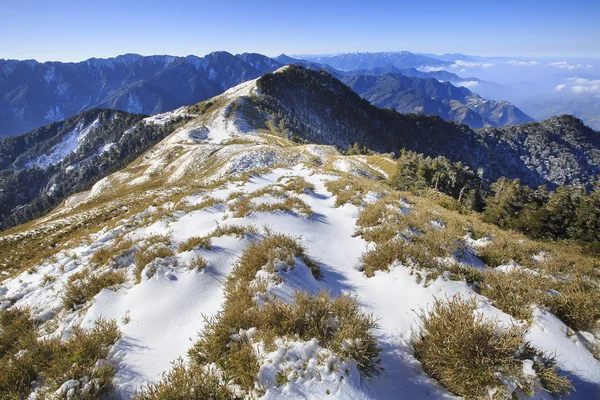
[555,77,600,94]
[549,61,593,70]
[506,60,538,66]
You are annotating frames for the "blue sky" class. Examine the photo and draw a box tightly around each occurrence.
[1,0,599,62]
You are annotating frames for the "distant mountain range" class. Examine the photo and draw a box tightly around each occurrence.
[342,73,533,128]
[0,65,597,231]
[296,51,452,70]
[0,51,533,138]
[0,52,278,138]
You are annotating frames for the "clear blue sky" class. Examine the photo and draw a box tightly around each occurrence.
[1,0,599,62]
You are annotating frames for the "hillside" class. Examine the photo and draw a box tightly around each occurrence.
[0,108,188,230]
[342,73,533,128]
[246,66,599,188]
[0,73,598,399]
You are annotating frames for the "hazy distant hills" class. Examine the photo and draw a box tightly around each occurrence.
[342,73,533,128]
[519,94,600,131]
[0,51,529,138]
[297,51,452,70]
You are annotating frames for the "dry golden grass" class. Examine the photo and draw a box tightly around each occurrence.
[134,359,239,400]
[228,185,313,218]
[414,295,571,399]
[188,255,208,271]
[0,310,121,399]
[62,269,126,310]
[188,234,379,392]
[351,186,600,332]
[178,236,212,253]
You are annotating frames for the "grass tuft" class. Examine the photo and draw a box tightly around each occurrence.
[62,269,126,310]
[414,295,571,399]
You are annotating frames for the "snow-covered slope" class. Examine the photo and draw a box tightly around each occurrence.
[1,77,599,399]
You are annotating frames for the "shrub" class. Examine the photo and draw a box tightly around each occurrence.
[414,295,571,399]
[62,269,126,310]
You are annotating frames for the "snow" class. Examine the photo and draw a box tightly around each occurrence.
[26,118,101,168]
[100,142,115,153]
[127,94,143,114]
[208,68,217,81]
[44,105,65,121]
[527,308,600,399]
[44,66,55,83]
[3,160,600,398]
[143,107,188,125]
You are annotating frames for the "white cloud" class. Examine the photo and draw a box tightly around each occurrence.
[506,60,538,66]
[548,61,593,70]
[459,68,467,72]
[457,81,479,89]
[450,60,495,69]
[555,84,567,92]
[556,77,600,94]
[417,66,446,72]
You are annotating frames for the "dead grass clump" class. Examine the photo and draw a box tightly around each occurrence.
[476,233,540,269]
[547,277,600,331]
[325,178,365,207]
[0,311,121,399]
[210,224,258,239]
[479,270,547,321]
[178,236,212,253]
[134,359,239,400]
[414,295,571,399]
[90,247,113,266]
[188,255,208,271]
[360,240,405,277]
[185,235,381,393]
[135,246,175,282]
[62,269,126,310]
[230,197,253,218]
[258,291,381,378]
[278,176,315,194]
[175,197,222,214]
[90,236,134,267]
[254,197,313,216]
